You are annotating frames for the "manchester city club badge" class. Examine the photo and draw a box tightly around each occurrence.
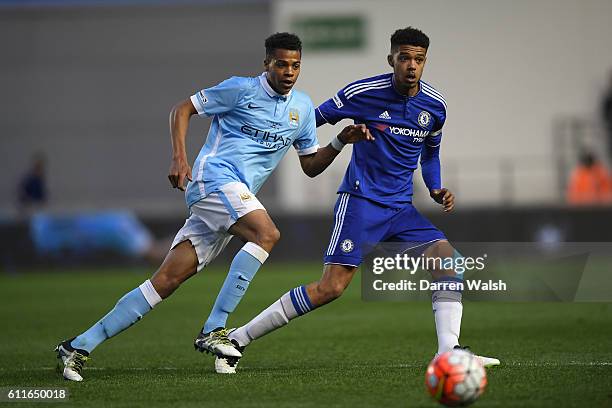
[288,109,300,128]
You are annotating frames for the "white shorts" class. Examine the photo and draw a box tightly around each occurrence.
[171,182,265,271]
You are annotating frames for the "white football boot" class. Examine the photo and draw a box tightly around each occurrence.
[214,329,245,374]
[194,328,242,358]
[454,345,500,367]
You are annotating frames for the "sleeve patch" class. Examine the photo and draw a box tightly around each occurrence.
[332,93,344,109]
[197,90,208,105]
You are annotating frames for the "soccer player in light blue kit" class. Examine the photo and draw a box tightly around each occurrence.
[220,27,500,373]
[55,33,372,381]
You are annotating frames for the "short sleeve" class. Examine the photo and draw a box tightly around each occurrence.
[293,102,320,156]
[190,76,248,117]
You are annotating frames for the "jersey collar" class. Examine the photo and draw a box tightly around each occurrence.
[259,72,292,100]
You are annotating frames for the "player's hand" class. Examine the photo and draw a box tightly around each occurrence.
[168,155,192,191]
[338,124,375,144]
[430,188,455,212]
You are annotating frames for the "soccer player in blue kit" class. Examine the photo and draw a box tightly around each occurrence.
[220,27,500,373]
[54,33,372,381]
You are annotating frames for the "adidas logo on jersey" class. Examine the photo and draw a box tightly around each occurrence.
[379,111,391,119]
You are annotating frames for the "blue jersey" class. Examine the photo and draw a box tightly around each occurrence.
[186,73,319,207]
[316,73,446,206]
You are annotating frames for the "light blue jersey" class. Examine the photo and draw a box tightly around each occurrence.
[186,73,319,207]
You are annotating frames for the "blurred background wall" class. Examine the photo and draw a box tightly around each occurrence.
[1,1,271,219]
[274,0,612,211]
[1,0,612,269]
[3,0,612,218]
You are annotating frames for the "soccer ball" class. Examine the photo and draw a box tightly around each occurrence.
[425,349,487,406]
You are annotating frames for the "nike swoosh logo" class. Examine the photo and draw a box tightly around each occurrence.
[237,276,250,282]
[247,103,261,109]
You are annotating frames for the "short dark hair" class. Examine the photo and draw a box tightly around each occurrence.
[265,32,302,58]
[390,27,429,52]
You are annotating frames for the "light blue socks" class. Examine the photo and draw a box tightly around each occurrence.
[70,280,162,353]
[203,242,269,333]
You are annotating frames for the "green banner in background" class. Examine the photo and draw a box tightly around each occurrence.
[291,16,366,51]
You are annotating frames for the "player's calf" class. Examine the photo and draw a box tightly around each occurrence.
[307,263,357,306]
[308,277,347,305]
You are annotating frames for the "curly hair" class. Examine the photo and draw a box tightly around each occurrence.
[265,32,302,58]
[390,27,429,51]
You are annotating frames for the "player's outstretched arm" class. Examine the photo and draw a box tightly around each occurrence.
[299,124,374,178]
[168,99,196,191]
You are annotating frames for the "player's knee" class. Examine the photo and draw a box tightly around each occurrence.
[426,240,453,258]
[151,269,186,298]
[269,227,281,245]
[257,226,280,249]
[426,240,463,279]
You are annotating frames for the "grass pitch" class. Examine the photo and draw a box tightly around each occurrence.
[0,264,611,407]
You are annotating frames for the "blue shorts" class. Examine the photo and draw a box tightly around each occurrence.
[324,193,446,267]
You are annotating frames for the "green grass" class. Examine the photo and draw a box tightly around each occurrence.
[0,264,611,407]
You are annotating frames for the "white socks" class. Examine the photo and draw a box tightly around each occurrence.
[432,290,463,354]
[230,287,309,347]
[139,279,163,306]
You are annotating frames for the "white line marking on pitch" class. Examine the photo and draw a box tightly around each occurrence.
[500,361,612,367]
[2,361,611,372]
